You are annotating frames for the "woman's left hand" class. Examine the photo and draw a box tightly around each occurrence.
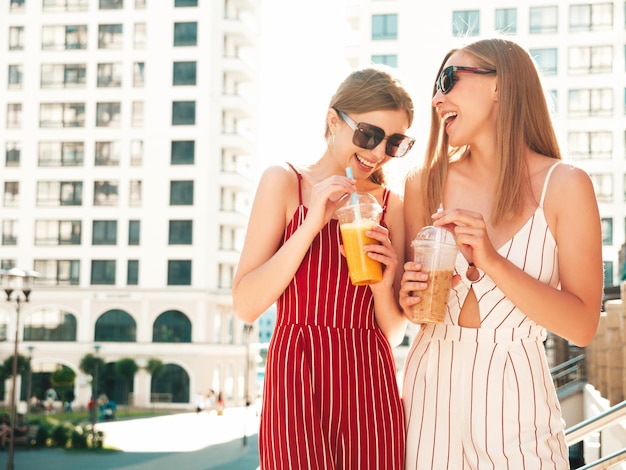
[432,208,498,269]
[363,224,397,290]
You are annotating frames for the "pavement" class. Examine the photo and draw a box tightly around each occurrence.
[0,407,260,470]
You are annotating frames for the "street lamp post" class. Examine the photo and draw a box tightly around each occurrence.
[1,268,39,470]
[26,345,34,417]
[242,323,253,447]
[91,344,101,446]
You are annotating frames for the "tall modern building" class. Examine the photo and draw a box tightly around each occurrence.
[0,0,259,410]
[345,0,624,288]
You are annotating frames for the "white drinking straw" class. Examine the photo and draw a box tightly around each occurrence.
[345,167,361,220]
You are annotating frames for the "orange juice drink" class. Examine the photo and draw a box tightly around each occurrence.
[340,220,383,286]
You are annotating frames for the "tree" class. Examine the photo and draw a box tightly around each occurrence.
[50,366,76,412]
[145,358,164,388]
[79,353,105,394]
[2,354,30,377]
[115,358,138,410]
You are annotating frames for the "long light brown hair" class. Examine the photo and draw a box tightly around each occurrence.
[326,65,415,185]
[421,38,561,225]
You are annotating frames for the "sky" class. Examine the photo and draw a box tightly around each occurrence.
[257,0,352,168]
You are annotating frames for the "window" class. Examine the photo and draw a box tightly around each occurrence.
[169,220,192,244]
[91,260,116,285]
[6,104,22,128]
[175,0,198,6]
[132,101,144,127]
[453,10,480,36]
[173,61,196,85]
[129,180,142,206]
[372,14,397,40]
[41,25,88,50]
[93,220,117,245]
[34,220,81,245]
[9,26,24,50]
[135,0,145,8]
[42,0,89,12]
[95,309,136,341]
[133,62,145,87]
[568,45,612,74]
[171,140,195,164]
[4,182,19,207]
[97,63,123,87]
[570,3,612,32]
[589,173,612,202]
[24,309,77,341]
[36,181,83,206]
[95,141,120,166]
[568,131,612,160]
[94,181,119,206]
[174,22,197,46]
[219,263,234,289]
[371,55,397,68]
[98,24,123,49]
[128,220,140,245]
[39,103,85,128]
[41,64,87,88]
[8,65,23,89]
[33,259,80,286]
[603,261,613,287]
[170,181,194,205]
[39,141,84,166]
[530,48,558,75]
[2,220,18,246]
[172,101,196,125]
[96,102,122,127]
[130,140,143,166]
[167,260,192,285]
[153,310,192,343]
[127,260,139,285]
[10,0,25,12]
[530,6,558,33]
[220,225,245,251]
[568,89,613,117]
[5,142,20,167]
[495,8,517,33]
[99,0,123,9]
[134,22,146,48]
[601,218,613,244]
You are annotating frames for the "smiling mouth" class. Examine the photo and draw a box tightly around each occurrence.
[442,111,457,126]
[354,154,376,169]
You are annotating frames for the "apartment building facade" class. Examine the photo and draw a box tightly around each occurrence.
[0,0,259,409]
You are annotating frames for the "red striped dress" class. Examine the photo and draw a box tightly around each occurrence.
[259,165,405,470]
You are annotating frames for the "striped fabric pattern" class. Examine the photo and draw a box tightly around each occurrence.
[403,162,570,469]
[259,167,404,470]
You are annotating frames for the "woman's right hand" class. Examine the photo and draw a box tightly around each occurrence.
[305,175,356,230]
[399,261,429,317]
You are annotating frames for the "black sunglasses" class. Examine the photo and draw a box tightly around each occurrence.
[436,66,497,95]
[336,110,415,158]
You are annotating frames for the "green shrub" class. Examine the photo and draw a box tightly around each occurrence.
[71,427,88,449]
[51,424,70,448]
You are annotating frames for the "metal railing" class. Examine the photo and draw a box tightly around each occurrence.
[565,400,626,469]
[551,354,586,392]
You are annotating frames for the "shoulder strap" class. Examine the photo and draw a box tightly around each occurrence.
[539,161,560,207]
[285,162,303,206]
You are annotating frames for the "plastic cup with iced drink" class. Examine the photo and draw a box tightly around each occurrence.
[335,192,383,286]
[410,225,458,323]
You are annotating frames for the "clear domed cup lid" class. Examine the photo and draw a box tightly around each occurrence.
[412,225,457,247]
[337,191,381,209]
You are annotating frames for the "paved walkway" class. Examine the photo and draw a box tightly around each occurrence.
[0,407,260,470]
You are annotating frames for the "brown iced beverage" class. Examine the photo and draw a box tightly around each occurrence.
[410,225,458,324]
[411,269,454,323]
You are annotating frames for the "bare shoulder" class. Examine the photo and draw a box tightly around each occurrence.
[544,160,598,222]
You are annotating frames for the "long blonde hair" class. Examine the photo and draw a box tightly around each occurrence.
[326,65,415,185]
[422,38,561,225]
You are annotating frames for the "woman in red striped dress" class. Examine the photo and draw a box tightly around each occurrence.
[233,66,415,469]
